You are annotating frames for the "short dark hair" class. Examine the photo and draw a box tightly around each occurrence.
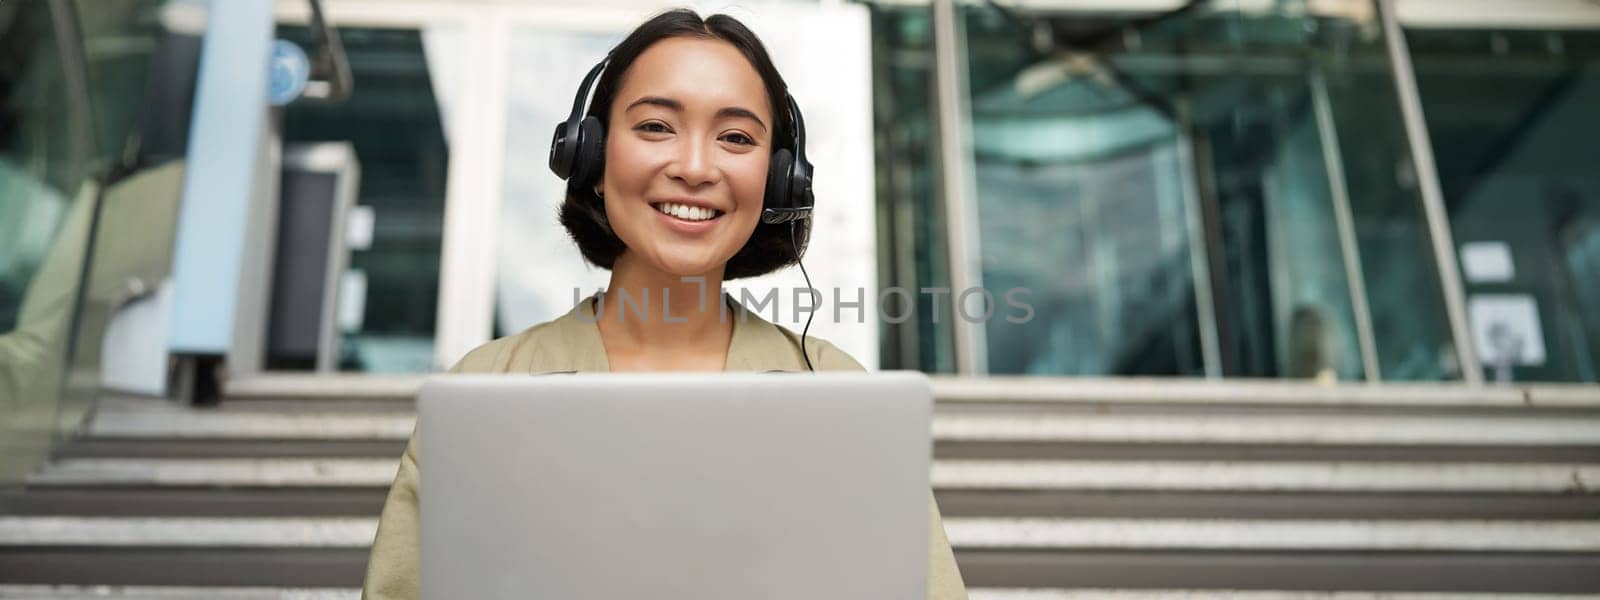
[557,8,810,281]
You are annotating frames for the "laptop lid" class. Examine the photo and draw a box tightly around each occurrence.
[418,371,932,600]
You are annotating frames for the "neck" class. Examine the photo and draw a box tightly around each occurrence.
[596,253,730,349]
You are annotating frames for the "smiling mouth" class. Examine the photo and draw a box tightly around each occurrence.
[651,201,724,223]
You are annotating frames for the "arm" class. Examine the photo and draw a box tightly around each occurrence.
[927,491,969,599]
[816,342,970,600]
[361,422,421,600]
[363,338,518,600]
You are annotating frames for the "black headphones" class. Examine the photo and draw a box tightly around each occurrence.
[547,56,814,226]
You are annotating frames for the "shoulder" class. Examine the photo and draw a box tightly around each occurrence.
[452,295,612,373]
[449,322,552,373]
[804,334,866,372]
[731,307,865,372]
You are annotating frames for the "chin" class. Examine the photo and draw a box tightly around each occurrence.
[648,249,731,278]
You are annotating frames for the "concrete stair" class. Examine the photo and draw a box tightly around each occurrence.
[1,377,1597,598]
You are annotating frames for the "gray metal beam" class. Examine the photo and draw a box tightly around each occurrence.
[1310,71,1382,383]
[1376,0,1483,385]
[931,0,991,375]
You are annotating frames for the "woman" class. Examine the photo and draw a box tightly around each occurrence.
[362,9,967,599]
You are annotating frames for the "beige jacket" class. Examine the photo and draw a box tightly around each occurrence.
[362,293,969,599]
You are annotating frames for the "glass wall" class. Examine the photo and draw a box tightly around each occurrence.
[12,0,1591,404]
[870,1,1466,380]
[1,0,87,483]
[1,0,202,482]
[277,25,450,373]
[1409,25,1600,383]
[870,8,958,373]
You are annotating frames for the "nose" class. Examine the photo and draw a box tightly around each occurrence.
[664,137,721,189]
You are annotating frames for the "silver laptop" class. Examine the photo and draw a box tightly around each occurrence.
[418,372,932,600]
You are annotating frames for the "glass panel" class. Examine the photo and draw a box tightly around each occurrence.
[896,1,1463,379]
[55,0,200,432]
[0,1,88,482]
[1322,53,1461,381]
[278,25,450,373]
[868,6,957,372]
[0,0,200,482]
[1410,26,1600,383]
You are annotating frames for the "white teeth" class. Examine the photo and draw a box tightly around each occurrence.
[655,202,718,222]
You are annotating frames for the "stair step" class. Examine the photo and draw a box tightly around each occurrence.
[97,395,413,415]
[933,460,1600,492]
[84,412,414,440]
[3,516,1596,552]
[954,551,1600,594]
[0,517,376,547]
[935,441,1600,462]
[7,551,1595,594]
[0,548,368,588]
[7,487,1593,521]
[55,439,406,459]
[968,590,1600,600]
[223,374,423,402]
[6,487,1592,521]
[0,588,1594,600]
[60,437,1600,464]
[933,490,1600,520]
[944,518,1600,551]
[52,439,1600,463]
[7,548,1594,592]
[26,458,1597,494]
[0,488,388,517]
[82,409,1600,446]
[224,374,1600,409]
[4,548,1596,594]
[28,459,400,487]
[932,413,1600,446]
[0,585,360,599]
[933,377,1600,409]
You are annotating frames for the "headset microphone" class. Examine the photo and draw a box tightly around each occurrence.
[758,94,815,226]
[760,207,810,225]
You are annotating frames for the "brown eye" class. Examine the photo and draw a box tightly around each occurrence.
[636,121,671,134]
[721,132,755,146]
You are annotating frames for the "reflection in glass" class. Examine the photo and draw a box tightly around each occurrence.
[875,2,1466,379]
[1411,27,1600,383]
[1,0,200,481]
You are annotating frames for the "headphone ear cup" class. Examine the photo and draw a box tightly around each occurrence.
[570,116,606,189]
[765,148,795,215]
[548,120,579,179]
[791,158,814,210]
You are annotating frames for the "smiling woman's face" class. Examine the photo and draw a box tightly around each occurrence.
[599,36,774,278]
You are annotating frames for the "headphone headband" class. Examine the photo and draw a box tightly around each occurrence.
[569,58,609,124]
[786,94,807,166]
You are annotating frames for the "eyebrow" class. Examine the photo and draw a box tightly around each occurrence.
[624,95,768,132]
